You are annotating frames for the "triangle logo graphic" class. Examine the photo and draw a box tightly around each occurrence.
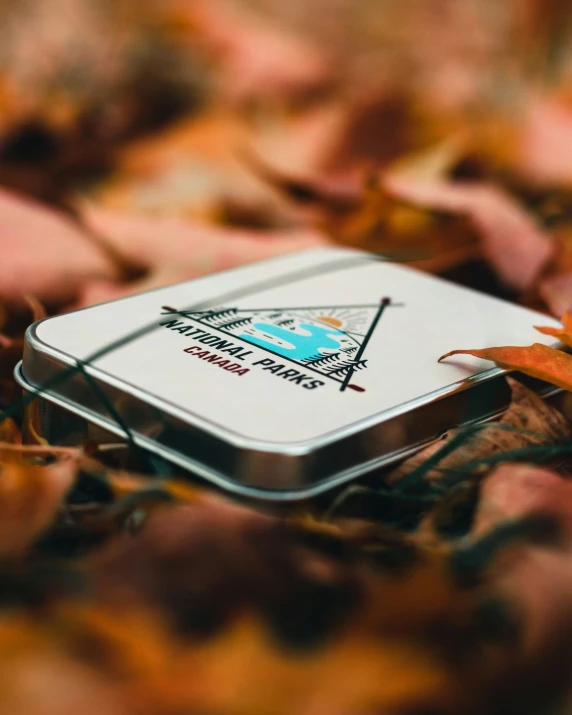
[183,299,396,392]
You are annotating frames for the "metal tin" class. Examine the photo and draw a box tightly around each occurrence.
[15,248,562,500]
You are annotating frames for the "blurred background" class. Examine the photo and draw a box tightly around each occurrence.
[1,0,572,313]
[1,7,572,715]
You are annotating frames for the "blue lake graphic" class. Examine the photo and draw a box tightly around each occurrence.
[240,322,345,361]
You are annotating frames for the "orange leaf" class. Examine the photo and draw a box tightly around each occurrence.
[534,312,572,348]
[438,343,572,391]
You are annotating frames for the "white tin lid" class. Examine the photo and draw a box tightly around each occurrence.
[18,248,561,498]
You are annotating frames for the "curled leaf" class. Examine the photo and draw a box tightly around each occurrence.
[439,343,572,391]
[534,311,572,346]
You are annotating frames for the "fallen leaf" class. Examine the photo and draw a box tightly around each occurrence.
[243,150,479,272]
[388,377,571,485]
[385,135,466,183]
[472,463,572,655]
[322,92,420,172]
[183,0,332,104]
[169,614,459,715]
[242,146,363,214]
[86,102,348,226]
[439,344,572,390]
[538,271,572,318]
[75,205,326,306]
[474,463,572,535]
[385,177,554,291]
[0,448,78,556]
[0,419,21,444]
[516,95,572,186]
[0,295,46,404]
[0,188,117,306]
[535,311,572,345]
[89,501,521,715]
[0,615,126,715]
[439,312,572,394]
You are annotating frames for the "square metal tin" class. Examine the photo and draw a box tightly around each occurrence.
[15,248,562,500]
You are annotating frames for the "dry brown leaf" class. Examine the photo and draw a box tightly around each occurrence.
[0,492,564,715]
[388,378,571,484]
[85,101,348,224]
[474,463,572,535]
[387,135,466,183]
[0,295,46,404]
[0,615,126,715]
[88,501,517,715]
[0,419,21,444]
[539,271,572,318]
[516,95,572,186]
[242,151,479,271]
[385,177,554,291]
[0,593,462,715]
[182,0,332,104]
[75,205,326,306]
[0,188,117,305]
[0,0,206,133]
[166,615,459,715]
[0,449,78,556]
[472,463,572,655]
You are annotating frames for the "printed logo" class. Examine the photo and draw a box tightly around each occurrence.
[177,298,395,392]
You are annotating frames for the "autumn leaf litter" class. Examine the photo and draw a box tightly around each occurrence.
[2,1,572,714]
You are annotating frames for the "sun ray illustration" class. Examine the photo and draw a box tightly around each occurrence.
[287,308,372,335]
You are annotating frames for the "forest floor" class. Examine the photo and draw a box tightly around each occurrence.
[2,1,572,713]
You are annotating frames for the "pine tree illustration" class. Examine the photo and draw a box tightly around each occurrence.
[325,364,350,377]
[218,317,253,331]
[303,352,340,367]
[325,359,368,377]
[200,309,238,326]
[301,353,323,363]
